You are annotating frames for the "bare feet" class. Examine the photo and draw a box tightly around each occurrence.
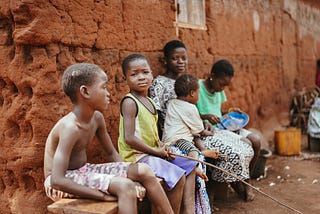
[245,183,255,201]
[195,167,208,181]
[230,181,246,200]
[231,181,255,201]
[134,182,146,201]
[212,205,219,212]
[202,149,219,159]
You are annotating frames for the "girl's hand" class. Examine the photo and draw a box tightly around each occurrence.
[206,114,221,125]
[164,145,175,160]
[154,146,169,158]
[228,107,242,113]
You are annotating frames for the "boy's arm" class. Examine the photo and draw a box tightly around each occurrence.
[51,126,110,201]
[95,111,122,162]
[121,98,167,158]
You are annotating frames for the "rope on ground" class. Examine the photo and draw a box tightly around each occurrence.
[170,152,303,214]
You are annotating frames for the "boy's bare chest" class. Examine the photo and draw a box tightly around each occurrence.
[74,123,97,147]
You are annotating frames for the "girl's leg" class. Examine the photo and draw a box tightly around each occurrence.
[108,177,137,214]
[244,179,255,201]
[127,163,174,214]
[181,169,196,214]
[164,175,185,214]
[246,133,261,176]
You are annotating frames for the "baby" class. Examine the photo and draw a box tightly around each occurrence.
[162,74,219,180]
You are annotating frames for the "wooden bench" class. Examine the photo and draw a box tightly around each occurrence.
[48,198,152,214]
[47,179,164,214]
[47,198,118,214]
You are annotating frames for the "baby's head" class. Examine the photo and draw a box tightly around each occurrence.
[62,63,104,103]
[174,74,199,104]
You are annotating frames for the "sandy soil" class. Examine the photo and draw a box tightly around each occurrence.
[212,135,320,214]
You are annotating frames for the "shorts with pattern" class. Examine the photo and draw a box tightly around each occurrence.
[44,162,130,201]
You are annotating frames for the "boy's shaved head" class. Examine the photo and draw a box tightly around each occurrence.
[62,63,103,103]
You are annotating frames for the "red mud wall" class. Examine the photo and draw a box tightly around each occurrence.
[0,0,319,213]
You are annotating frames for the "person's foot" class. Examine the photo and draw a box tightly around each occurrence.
[212,205,219,212]
[195,167,209,181]
[134,182,146,201]
[230,181,246,200]
[202,149,219,159]
[245,185,255,201]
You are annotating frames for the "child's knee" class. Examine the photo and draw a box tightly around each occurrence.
[248,134,261,151]
[110,177,136,196]
[241,137,252,146]
[138,163,155,177]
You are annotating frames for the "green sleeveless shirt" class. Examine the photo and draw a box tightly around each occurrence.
[118,93,160,162]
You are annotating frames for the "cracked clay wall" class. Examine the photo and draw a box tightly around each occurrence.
[0,0,320,213]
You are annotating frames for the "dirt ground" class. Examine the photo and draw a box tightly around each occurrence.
[212,135,320,214]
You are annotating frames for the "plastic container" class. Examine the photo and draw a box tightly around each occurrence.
[274,127,301,156]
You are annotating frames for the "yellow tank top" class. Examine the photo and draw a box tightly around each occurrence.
[118,93,160,162]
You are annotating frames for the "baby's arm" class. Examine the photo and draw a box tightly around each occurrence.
[51,126,110,201]
[199,129,214,136]
[121,98,168,158]
[193,136,219,159]
[95,112,122,162]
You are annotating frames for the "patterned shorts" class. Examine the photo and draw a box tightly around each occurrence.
[44,162,130,201]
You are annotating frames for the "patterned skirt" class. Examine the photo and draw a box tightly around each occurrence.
[203,129,254,182]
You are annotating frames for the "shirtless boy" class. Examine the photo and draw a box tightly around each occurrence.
[43,63,173,214]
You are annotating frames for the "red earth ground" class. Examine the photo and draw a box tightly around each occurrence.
[212,134,320,214]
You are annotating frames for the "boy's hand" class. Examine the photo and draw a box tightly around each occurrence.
[134,182,146,201]
[102,194,118,202]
